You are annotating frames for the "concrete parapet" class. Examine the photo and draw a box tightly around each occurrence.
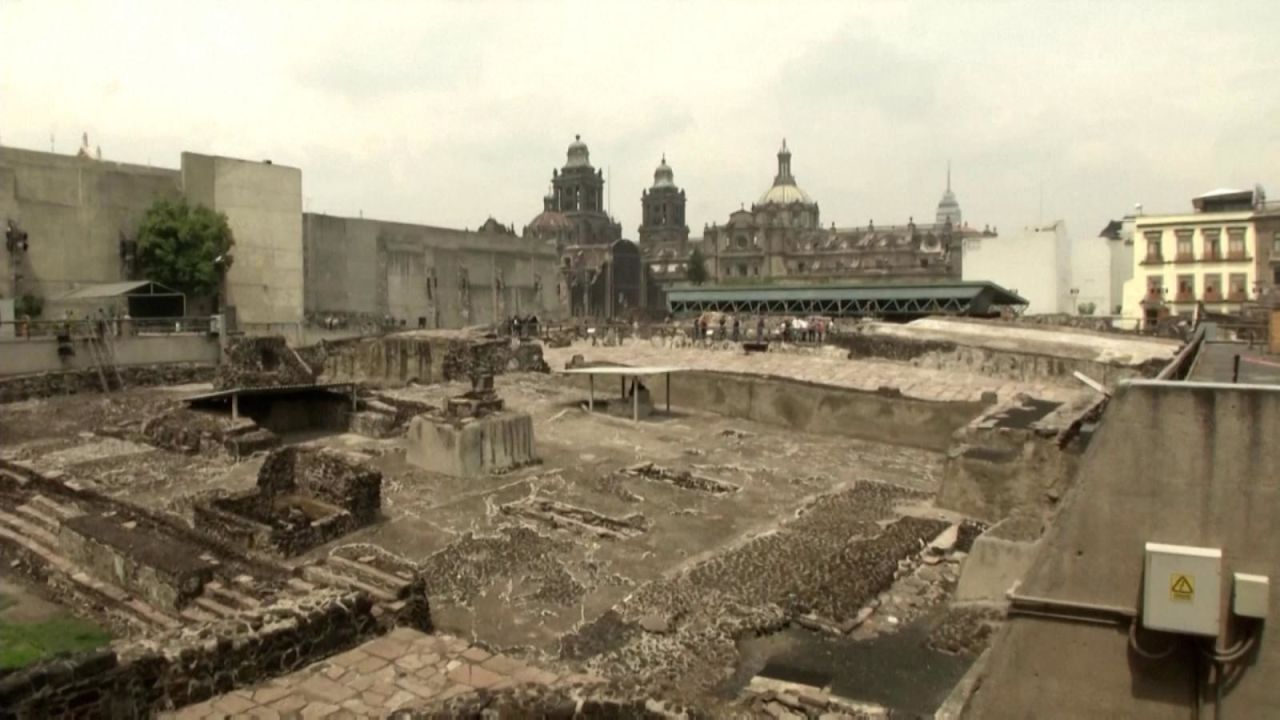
[955,516,1043,603]
[406,411,537,477]
[965,381,1280,718]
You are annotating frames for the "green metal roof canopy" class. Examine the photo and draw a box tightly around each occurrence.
[666,281,1027,318]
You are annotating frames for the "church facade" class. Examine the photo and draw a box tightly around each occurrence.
[638,141,996,288]
[524,136,663,319]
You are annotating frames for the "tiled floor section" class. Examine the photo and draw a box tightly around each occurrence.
[544,341,1089,403]
[164,628,596,719]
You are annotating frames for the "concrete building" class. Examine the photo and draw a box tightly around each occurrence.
[0,145,184,308]
[962,221,1072,314]
[1,143,564,332]
[699,141,993,285]
[1121,188,1280,328]
[182,153,304,327]
[1099,212,1137,315]
[303,213,560,330]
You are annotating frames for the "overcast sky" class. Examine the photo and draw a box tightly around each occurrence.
[2,1,1277,244]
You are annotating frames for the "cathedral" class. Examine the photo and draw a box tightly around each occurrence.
[524,136,660,318]
[637,140,995,287]
[524,135,997,320]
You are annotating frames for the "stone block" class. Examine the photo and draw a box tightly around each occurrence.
[406,411,536,478]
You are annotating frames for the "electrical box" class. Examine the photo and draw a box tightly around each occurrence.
[1233,573,1270,619]
[1143,542,1222,636]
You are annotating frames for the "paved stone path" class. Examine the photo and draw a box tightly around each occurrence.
[164,628,595,719]
[544,341,1089,404]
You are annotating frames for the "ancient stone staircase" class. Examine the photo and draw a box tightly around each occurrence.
[0,493,183,632]
[298,553,418,622]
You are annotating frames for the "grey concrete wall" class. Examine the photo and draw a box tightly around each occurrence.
[564,370,985,451]
[0,146,182,303]
[303,213,563,329]
[965,381,1280,718]
[0,334,219,376]
[182,153,304,326]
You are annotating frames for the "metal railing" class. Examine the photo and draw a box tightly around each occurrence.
[0,316,214,341]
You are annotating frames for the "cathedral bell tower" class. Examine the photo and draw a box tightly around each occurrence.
[638,154,689,252]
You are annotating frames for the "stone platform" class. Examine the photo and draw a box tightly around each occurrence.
[164,628,597,719]
[406,411,536,478]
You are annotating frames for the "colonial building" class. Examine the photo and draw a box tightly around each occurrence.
[697,140,993,285]
[524,136,663,319]
[1121,187,1280,327]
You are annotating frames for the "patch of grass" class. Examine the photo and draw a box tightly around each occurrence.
[0,614,112,670]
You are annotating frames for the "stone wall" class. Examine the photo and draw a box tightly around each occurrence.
[258,447,381,523]
[319,333,551,387]
[834,332,1164,387]
[0,363,214,404]
[0,590,377,718]
[59,512,218,610]
[213,335,318,390]
[193,446,382,557]
[141,407,277,457]
[562,369,986,452]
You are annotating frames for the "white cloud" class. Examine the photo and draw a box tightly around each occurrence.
[2,0,1277,243]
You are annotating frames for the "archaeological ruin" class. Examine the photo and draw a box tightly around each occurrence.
[3,313,1276,719]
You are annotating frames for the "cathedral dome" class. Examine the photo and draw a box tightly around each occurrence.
[527,209,573,234]
[565,134,591,168]
[652,155,676,189]
[758,183,813,205]
[757,139,814,206]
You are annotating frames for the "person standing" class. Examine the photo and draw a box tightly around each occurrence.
[731,316,740,342]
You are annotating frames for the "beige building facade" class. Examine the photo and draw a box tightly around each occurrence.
[1121,188,1280,326]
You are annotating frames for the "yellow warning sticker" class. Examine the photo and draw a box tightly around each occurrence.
[1170,574,1195,601]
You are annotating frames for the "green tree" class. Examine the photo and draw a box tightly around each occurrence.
[686,248,709,286]
[135,198,234,299]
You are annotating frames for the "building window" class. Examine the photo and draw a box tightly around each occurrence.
[1273,266,1280,285]
[1204,273,1221,300]
[1203,228,1222,261]
[1175,230,1194,262]
[735,235,748,249]
[1227,228,1247,259]
[1146,275,1164,300]
[1144,231,1163,263]
[751,265,760,276]
[797,262,807,273]
[1176,274,1195,302]
[1273,231,1280,256]
[736,263,747,277]
[1228,273,1248,300]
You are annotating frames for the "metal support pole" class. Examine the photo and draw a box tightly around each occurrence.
[1233,354,1241,383]
[621,376,625,400]
[632,374,639,422]
[231,392,239,421]
[588,374,594,412]
[666,372,671,413]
